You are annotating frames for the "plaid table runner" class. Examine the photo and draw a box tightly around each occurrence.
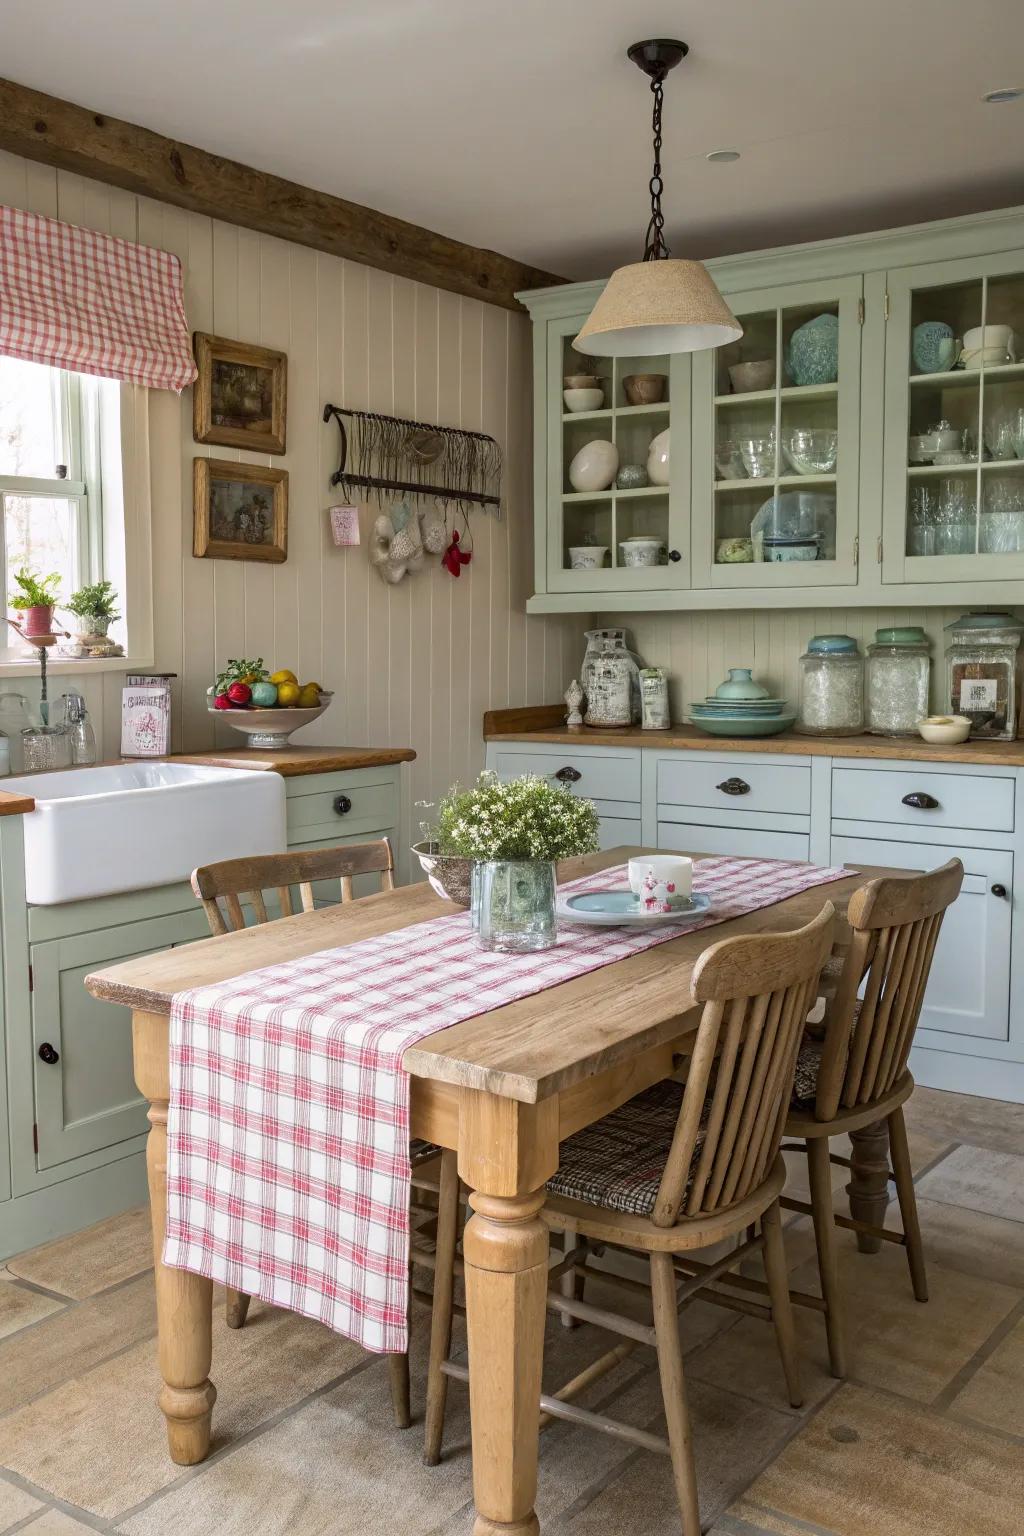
[164,856,848,1352]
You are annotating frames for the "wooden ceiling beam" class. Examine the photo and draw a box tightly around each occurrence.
[0,76,564,310]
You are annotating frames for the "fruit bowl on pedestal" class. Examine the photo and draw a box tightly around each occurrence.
[207,690,334,749]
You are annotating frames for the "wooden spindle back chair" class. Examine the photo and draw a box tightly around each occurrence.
[423,903,836,1536]
[191,838,395,936]
[783,858,964,1378]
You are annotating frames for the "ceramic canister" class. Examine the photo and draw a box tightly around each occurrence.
[583,655,632,728]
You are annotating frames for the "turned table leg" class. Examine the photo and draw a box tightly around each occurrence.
[459,1090,559,1536]
[134,1012,216,1465]
[847,1119,891,1255]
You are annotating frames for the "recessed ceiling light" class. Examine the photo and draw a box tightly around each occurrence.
[983,86,1024,103]
[706,148,741,163]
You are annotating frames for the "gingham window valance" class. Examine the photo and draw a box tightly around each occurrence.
[0,204,197,392]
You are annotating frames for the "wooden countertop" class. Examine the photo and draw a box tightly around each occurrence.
[0,789,35,815]
[483,706,1024,768]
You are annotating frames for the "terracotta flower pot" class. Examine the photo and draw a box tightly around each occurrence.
[23,604,54,639]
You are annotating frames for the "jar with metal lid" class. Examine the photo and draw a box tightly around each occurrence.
[866,626,931,736]
[944,611,1024,740]
[21,724,72,772]
[796,634,864,735]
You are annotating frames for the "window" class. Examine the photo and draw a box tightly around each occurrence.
[0,356,120,635]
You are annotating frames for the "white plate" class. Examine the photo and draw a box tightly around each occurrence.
[558,890,712,928]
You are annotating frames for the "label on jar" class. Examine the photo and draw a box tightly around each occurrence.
[957,677,998,712]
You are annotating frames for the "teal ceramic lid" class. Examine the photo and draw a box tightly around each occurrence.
[806,634,859,654]
[944,611,1024,633]
[873,626,929,647]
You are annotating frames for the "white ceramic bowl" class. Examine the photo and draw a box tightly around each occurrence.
[568,438,618,492]
[563,387,604,413]
[646,428,670,486]
[208,691,333,748]
[568,545,608,570]
[917,714,972,745]
[618,538,663,568]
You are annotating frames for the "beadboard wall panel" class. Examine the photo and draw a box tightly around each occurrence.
[0,148,582,856]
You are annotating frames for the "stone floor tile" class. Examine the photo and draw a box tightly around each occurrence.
[916,1144,1024,1224]
[0,1274,155,1417]
[0,1272,65,1342]
[6,1207,153,1300]
[23,1514,98,1534]
[887,1194,1024,1291]
[903,1086,1024,1159]
[950,1317,1024,1437]
[0,1476,43,1533]
[728,1382,1024,1535]
[0,1297,365,1521]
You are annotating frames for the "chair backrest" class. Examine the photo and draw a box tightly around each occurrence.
[191,838,395,935]
[651,903,835,1227]
[812,858,963,1120]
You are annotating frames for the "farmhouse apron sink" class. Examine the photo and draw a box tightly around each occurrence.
[5,762,286,904]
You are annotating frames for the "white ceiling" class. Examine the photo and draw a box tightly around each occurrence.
[2,0,1023,279]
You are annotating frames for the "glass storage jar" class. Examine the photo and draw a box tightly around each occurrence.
[796,634,864,735]
[944,611,1024,740]
[866,627,931,736]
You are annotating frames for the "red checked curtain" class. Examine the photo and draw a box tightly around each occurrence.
[0,204,197,392]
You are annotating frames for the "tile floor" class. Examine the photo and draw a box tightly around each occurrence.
[0,1085,1021,1535]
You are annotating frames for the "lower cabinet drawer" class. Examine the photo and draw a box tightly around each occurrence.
[492,748,641,804]
[286,781,397,839]
[658,758,810,816]
[831,834,1011,1042]
[658,820,810,863]
[832,766,1014,833]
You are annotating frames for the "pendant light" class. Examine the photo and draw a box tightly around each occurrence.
[574,39,742,357]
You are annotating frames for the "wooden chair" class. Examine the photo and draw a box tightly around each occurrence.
[782,859,964,1379]
[423,903,836,1534]
[190,838,455,1430]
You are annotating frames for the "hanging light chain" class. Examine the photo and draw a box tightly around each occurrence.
[642,74,671,261]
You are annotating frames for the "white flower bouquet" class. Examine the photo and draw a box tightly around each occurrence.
[437,770,600,862]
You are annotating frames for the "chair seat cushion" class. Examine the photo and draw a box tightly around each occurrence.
[790,1037,824,1109]
[546,1080,706,1220]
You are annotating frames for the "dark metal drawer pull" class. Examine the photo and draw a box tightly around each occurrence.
[38,1042,59,1065]
[333,794,353,816]
[554,766,582,783]
[901,792,939,810]
[991,883,1008,899]
[716,777,751,796]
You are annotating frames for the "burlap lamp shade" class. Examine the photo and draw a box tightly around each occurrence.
[574,259,743,356]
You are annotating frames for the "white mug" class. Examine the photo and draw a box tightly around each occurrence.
[628,855,693,903]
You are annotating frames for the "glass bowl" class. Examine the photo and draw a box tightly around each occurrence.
[715,439,746,480]
[784,429,838,476]
[739,435,777,480]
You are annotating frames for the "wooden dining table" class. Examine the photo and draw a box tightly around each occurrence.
[84,847,897,1536]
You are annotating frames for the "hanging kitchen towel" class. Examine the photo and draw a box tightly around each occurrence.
[163,855,848,1353]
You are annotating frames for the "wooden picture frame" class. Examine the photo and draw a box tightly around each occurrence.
[193,458,288,563]
[193,333,287,454]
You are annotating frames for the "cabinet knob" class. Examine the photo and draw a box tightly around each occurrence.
[38,1042,59,1065]
[333,794,352,816]
[554,765,582,783]
[991,883,1008,899]
[901,792,939,810]
[668,549,682,563]
[716,777,751,796]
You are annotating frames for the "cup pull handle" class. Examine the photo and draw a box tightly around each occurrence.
[554,766,582,783]
[717,777,751,796]
[901,792,939,810]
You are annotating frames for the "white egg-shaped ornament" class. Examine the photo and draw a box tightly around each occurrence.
[568,438,618,493]
[647,429,670,486]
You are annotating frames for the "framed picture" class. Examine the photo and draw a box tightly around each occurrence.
[193,458,288,563]
[193,333,287,454]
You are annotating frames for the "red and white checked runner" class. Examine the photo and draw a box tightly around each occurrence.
[0,204,197,392]
[164,856,848,1352]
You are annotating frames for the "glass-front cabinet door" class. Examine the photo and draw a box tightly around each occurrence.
[545,312,690,594]
[882,251,1024,585]
[691,276,863,589]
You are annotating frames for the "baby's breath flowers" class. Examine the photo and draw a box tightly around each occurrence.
[437,771,599,861]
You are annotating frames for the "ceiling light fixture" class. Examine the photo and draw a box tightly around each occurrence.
[574,38,742,357]
[706,149,741,163]
[983,86,1024,103]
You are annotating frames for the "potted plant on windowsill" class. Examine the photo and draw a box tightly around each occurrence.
[8,567,62,639]
[435,770,600,952]
[64,580,121,642]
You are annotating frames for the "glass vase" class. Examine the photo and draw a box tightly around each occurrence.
[476,860,557,953]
